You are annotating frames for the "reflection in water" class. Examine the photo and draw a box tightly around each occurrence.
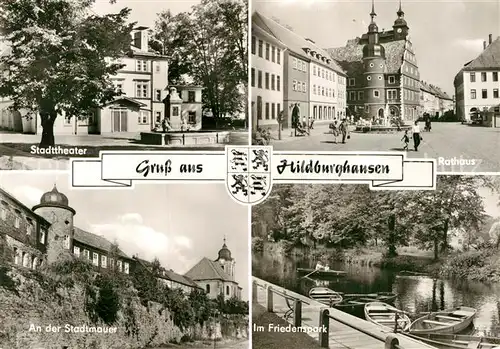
[253,251,500,336]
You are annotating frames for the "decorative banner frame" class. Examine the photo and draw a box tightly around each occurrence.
[71,146,436,206]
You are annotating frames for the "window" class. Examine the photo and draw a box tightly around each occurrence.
[138,110,149,124]
[470,73,476,82]
[135,82,148,98]
[188,91,195,103]
[271,103,275,119]
[481,72,487,82]
[117,260,122,272]
[369,63,374,68]
[101,255,107,268]
[251,36,256,55]
[332,73,335,82]
[74,246,80,256]
[374,90,380,98]
[387,90,397,99]
[471,89,476,99]
[321,87,325,96]
[378,76,383,80]
[124,262,129,274]
[313,65,316,76]
[251,68,255,87]
[188,111,196,123]
[277,49,281,64]
[26,220,32,235]
[277,76,281,91]
[258,40,263,57]
[349,91,356,100]
[206,284,210,293]
[292,80,297,91]
[302,82,306,92]
[358,91,364,100]
[257,70,262,88]
[367,76,372,81]
[271,46,276,63]
[348,78,355,86]
[1,206,6,220]
[14,211,20,228]
[61,235,69,249]
[482,89,488,99]
[155,111,162,123]
[494,89,499,98]
[265,43,270,60]
[136,60,148,72]
[271,74,275,90]
[265,102,269,119]
[155,63,160,72]
[493,72,498,82]
[116,83,123,94]
[40,228,46,244]
[293,58,297,70]
[64,115,71,125]
[265,73,269,89]
[226,285,230,295]
[83,249,90,259]
[92,252,99,266]
[155,89,162,101]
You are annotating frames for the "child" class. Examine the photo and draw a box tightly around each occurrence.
[401,130,409,150]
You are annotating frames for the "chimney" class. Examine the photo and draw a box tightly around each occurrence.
[133,26,149,52]
[483,41,487,50]
[489,34,492,45]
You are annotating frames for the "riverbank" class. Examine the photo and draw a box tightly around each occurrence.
[252,303,323,349]
[257,241,500,282]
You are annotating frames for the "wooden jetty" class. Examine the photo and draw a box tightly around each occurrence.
[252,277,436,349]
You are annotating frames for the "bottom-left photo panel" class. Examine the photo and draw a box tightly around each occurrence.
[0,171,249,349]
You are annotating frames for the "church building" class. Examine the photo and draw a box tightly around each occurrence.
[328,0,421,124]
[184,239,242,301]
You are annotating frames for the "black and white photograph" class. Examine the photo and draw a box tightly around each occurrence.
[0,0,248,170]
[0,171,249,349]
[250,0,500,173]
[252,176,500,349]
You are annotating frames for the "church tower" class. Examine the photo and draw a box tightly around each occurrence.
[362,0,387,120]
[215,237,235,281]
[393,0,409,40]
[33,185,75,264]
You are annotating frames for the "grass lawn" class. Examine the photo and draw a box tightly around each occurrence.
[252,303,323,349]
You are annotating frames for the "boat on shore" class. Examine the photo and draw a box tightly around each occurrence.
[364,302,411,332]
[406,333,500,349]
[408,307,477,335]
[297,268,347,277]
[308,287,343,306]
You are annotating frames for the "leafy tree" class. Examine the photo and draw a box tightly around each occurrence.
[0,0,134,147]
[95,275,121,324]
[150,0,247,120]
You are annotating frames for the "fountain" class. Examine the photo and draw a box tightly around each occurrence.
[140,87,230,146]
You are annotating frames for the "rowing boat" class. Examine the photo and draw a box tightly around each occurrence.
[341,292,397,304]
[364,302,411,332]
[408,307,477,335]
[297,268,347,277]
[308,287,343,306]
[406,333,500,349]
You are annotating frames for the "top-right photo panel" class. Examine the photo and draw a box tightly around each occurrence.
[250,0,500,173]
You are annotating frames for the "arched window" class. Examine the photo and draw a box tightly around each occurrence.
[206,284,210,293]
[13,247,19,264]
[31,256,37,270]
[22,252,29,267]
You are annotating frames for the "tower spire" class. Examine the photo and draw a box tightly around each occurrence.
[370,0,377,22]
[397,0,404,17]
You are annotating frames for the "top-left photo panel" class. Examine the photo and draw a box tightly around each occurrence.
[0,0,249,170]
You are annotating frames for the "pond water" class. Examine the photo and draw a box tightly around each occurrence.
[253,250,500,336]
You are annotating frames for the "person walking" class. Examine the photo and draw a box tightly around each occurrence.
[412,120,421,151]
[339,119,349,144]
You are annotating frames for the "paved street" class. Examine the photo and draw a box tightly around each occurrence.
[269,122,500,173]
[153,339,249,349]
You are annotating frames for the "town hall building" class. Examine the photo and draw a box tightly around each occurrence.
[328,0,421,124]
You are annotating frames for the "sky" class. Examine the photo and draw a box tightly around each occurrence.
[0,171,249,300]
[93,0,201,28]
[252,0,500,96]
[479,185,500,218]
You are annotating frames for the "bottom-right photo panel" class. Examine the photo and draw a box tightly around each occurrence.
[251,176,500,349]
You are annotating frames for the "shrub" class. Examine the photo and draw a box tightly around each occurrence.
[95,276,121,324]
[252,237,264,252]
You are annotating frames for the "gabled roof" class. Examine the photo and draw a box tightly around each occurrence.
[134,257,201,289]
[420,81,452,100]
[327,37,406,75]
[462,36,500,70]
[184,257,234,282]
[0,187,50,225]
[105,96,147,107]
[253,12,346,76]
[73,227,130,259]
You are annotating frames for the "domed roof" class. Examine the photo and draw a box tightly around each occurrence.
[218,241,232,260]
[394,17,407,27]
[368,22,378,33]
[40,185,69,206]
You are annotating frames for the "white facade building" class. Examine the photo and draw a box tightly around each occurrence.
[251,15,286,128]
[454,35,500,126]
